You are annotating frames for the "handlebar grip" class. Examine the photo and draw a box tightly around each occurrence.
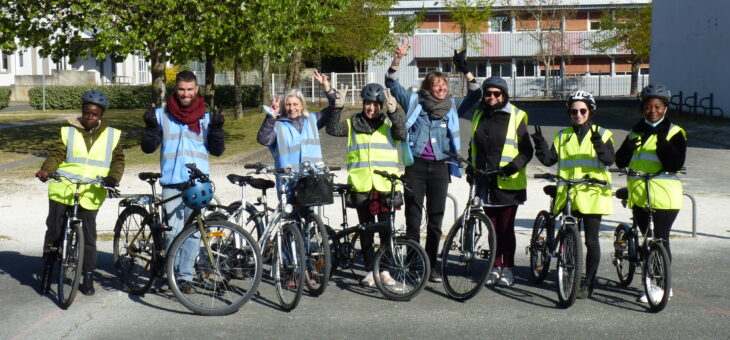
[609,168,625,173]
[244,163,258,169]
[329,166,341,171]
[48,172,60,180]
[591,179,608,186]
[534,173,553,179]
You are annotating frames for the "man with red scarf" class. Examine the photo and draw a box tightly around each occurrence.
[141,70,225,293]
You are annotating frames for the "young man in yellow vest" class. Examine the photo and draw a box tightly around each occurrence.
[36,90,125,296]
[326,83,406,287]
[531,91,615,299]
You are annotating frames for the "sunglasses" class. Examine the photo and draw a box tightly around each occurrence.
[569,108,589,115]
[484,90,502,98]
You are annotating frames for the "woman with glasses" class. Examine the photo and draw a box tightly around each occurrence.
[530,91,615,298]
[468,76,534,287]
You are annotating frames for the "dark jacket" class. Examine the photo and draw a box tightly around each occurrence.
[533,122,615,167]
[469,104,534,205]
[42,117,125,182]
[615,118,686,171]
[141,110,225,157]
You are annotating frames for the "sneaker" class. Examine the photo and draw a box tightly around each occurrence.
[152,278,168,293]
[429,270,443,283]
[486,268,501,285]
[498,268,514,286]
[178,280,197,294]
[638,286,665,303]
[380,271,396,286]
[361,271,375,288]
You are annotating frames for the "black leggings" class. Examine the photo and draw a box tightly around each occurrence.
[44,199,98,272]
[573,212,602,286]
[632,207,679,262]
[355,204,391,272]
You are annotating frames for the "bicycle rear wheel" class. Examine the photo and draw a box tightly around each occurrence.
[643,242,671,312]
[301,212,331,296]
[556,224,582,308]
[373,238,430,301]
[273,222,306,311]
[441,212,496,301]
[529,210,552,284]
[167,220,262,316]
[114,206,156,294]
[328,227,359,279]
[57,221,84,309]
[613,223,635,287]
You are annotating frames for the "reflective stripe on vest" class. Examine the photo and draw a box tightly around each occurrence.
[159,109,210,185]
[470,104,528,190]
[627,124,685,209]
[272,114,323,170]
[346,118,401,192]
[48,126,120,210]
[552,126,613,215]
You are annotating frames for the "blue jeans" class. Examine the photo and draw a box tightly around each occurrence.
[162,187,199,282]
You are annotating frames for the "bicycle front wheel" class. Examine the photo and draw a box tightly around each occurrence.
[373,238,430,301]
[167,220,262,316]
[114,206,156,294]
[301,211,331,296]
[273,222,306,311]
[529,210,552,284]
[441,212,496,301]
[57,221,84,309]
[556,224,582,308]
[643,242,671,312]
[613,223,635,287]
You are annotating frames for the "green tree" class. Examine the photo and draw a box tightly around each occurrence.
[587,4,651,95]
[444,0,495,52]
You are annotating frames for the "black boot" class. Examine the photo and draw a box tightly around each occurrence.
[80,272,95,296]
[40,264,53,295]
[577,278,594,299]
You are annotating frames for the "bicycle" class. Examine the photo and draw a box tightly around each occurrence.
[113,163,262,316]
[528,173,607,308]
[611,168,678,312]
[440,151,497,301]
[326,170,430,301]
[40,173,119,309]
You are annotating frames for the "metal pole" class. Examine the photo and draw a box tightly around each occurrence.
[683,191,697,237]
[42,57,46,112]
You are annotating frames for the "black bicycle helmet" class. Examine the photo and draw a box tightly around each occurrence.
[640,84,671,105]
[568,90,596,111]
[481,76,509,102]
[82,90,110,110]
[361,83,386,103]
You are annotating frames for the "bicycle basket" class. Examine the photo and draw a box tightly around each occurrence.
[292,174,334,206]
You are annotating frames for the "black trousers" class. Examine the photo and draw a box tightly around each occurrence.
[404,158,450,269]
[573,211,602,286]
[44,199,98,272]
[632,207,679,261]
[355,204,391,272]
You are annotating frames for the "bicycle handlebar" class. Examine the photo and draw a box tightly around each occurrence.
[534,173,608,186]
[373,170,404,183]
[47,172,121,197]
[609,167,686,178]
[444,150,503,177]
[185,163,210,183]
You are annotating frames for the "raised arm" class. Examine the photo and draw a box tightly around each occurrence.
[141,108,162,153]
[384,39,412,110]
[257,95,281,147]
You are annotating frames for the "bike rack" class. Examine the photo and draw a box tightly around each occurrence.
[683,191,697,237]
[446,193,459,222]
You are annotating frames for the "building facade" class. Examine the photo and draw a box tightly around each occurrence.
[368,0,651,98]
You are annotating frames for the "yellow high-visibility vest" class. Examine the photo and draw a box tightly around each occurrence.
[346,118,401,192]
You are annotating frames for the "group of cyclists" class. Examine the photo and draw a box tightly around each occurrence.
[35,39,686,306]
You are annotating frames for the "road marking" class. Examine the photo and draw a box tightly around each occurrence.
[673,289,730,316]
[11,308,63,340]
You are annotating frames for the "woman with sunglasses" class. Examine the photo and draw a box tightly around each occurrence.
[530,91,615,298]
[469,76,534,287]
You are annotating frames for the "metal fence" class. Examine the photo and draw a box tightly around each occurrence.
[270,72,376,106]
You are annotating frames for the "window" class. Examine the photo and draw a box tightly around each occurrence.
[440,61,453,73]
[417,15,440,34]
[491,62,512,77]
[640,68,650,75]
[590,21,601,30]
[516,59,536,77]
[418,67,439,78]
[18,52,23,68]
[540,69,562,77]
[490,16,512,32]
[0,52,7,72]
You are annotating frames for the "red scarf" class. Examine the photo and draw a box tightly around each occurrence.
[167,95,206,133]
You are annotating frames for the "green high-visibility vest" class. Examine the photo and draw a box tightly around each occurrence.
[346,118,401,192]
[48,126,120,210]
[470,105,528,190]
[627,124,685,209]
[553,126,613,215]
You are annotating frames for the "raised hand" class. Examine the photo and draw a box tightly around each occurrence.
[453,49,469,74]
[384,88,397,114]
[270,94,282,116]
[395,39,411,59]
[590,124,603,148]
[334,84,349,109]
[531,125,544,142]
[313,70,331,92]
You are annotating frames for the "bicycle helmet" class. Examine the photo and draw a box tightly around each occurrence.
[568,91,596,111]
[481,76,510,102]
[182,181,214,210]
[640,84,671,105]
[82,90,110,110]
[361,83,386,103]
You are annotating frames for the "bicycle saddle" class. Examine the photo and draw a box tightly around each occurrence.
[332,183,353,193]
[543,185,557,198]
[139,172,162,181]
[615,187,629,200]
[227,174,275,191]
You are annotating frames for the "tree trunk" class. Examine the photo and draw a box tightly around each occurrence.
[204,54,215,110]
[543,60,551,97]
[262,50,271,108]
[233,57,243,120]
[285,50,303,90]
[630,61,640,95]
[149,44,166,108]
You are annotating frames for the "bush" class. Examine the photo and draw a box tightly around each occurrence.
[28,85,261,110]
[0,87,10,109]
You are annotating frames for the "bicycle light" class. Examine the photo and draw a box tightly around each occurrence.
[284,203,293,214]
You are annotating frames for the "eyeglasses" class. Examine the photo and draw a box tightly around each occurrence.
[569,108,589,116]
[484,90,502,98]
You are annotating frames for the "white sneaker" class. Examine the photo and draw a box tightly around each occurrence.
[486,268,501,285]
[638,286,665,303]
[498,268,514,286]
[361,271,375,288]
[380,271,396,286]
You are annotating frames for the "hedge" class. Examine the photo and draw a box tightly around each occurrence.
[0,87,11,109]
[28,85,262,110]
